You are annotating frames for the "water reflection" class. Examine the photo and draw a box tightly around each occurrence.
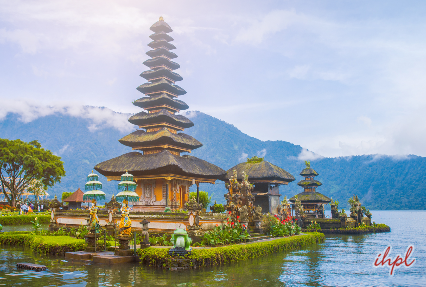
[0,211,425,286]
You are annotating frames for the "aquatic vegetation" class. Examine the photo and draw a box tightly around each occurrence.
[0,232,86,255]
[306,221,322,232]
[138,232,325,268]
[200,216,250,246]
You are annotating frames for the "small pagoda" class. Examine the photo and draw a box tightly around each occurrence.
[95,17,226,211]
[226,156,295,214]
[63,188,86,210]
[289,161,331,218]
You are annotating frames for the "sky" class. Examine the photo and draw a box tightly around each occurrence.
[1,0,426,158]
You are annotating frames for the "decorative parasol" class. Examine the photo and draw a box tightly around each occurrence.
[83,171,106,201]
[115,171,139,202]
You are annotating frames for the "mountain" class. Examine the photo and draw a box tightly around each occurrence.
[0,110,425,210]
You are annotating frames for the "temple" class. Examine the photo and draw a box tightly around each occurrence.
[289,161,331,218]
[226,156,295,214]
[95,17,226,211]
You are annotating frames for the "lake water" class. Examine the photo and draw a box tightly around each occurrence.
[0,210,424,286]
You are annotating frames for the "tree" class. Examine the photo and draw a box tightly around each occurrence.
[189,191,211,209]
[27,179,48,208]
[61,191,73,206]
[0,138,65,207]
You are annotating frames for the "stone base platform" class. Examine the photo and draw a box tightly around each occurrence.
[65,251,138,264]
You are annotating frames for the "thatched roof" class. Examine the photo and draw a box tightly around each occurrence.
[95,150,226,179]
[63,188,86,203]
[133,94,188,110]
[150,19,172,33]
[128,109,193,128]
[143,57,180,70]
[300,167,319,177]
[119,128,202,150]
[297,179,322,187]
[137,79,186,95]
[146,48,177,59]
[289,191,331,203]
[140,68,183,82]
[148,40,176,50]
[226,161,295,184]
[149,32,173,42]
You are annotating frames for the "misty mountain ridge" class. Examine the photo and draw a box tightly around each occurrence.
[0,108,425,210]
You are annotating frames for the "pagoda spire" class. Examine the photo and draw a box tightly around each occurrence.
[120,17,201,156]
[297,162,322,192]
[94,18,226,211]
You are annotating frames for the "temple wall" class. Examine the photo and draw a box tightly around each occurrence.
[53,211,225,232]
[154,179,163,201]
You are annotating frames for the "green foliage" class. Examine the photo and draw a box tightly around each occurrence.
[338,223,390,234]
[189,191,211,210]
[62,191,73,202]
[0,214,50,225]
[200,220,250,246]
[210,201,225,213]
[31,216,41,234]
[262,214,301,237]
[138,233,325,268]
[261,214,279,235]
[0,233,86,255]
[306,221,322,232]
[247,156,264,164]
[149,234,172,246]
[0,138,65,207]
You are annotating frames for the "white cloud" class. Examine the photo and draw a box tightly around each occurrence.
[357,116,372,127]
[289,65,310,80]
[239,152,248,162]
[0,100,133,133]
[297,148,324,161]
[257,148,267,158]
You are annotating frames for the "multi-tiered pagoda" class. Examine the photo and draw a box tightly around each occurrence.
[289,161,331,218]
[95,17,226,211]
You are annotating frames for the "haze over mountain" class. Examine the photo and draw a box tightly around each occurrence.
[1,108,425,210]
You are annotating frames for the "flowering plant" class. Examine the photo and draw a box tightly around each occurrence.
[31,217,41,234]
[201,215,250,246]
[306,221,321,232]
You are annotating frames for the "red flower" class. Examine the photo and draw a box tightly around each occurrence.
[237,215,240,219]
[243,224,246,228]
[295,218,298,221]
[231,222,234,225]
[216,224,218,226]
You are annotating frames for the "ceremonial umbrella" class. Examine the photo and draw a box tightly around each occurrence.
[83,171,106,201]
[115,172,139,202]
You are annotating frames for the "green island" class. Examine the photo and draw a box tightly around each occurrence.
[0,17,389,271]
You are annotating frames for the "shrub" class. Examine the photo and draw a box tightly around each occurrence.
[306,221,321,232]
[189,191,211,210]
[138,232,325,268]
[0,214,50,225]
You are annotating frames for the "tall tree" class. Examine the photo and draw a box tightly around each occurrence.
[0,139,65,207]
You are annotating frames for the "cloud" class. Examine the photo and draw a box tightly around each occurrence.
[257,148,267,158]
[55,144,70,156]
[182,111,199,119]
[297,148,324,161]
[0,100,133,133]
[239,152,248,162]
[357,116,372,127]
[288,65,310,80]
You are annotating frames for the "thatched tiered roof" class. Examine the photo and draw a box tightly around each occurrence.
[226,160,295,184]
[289,192,331,203]
[94,17,225,182]
[95,150,225,180]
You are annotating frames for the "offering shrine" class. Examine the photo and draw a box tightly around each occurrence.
[226,156,295,214]
[289,161,331,218]
[95,17,226,211]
